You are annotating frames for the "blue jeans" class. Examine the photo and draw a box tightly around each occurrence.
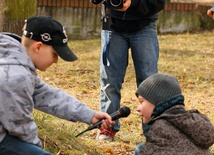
[0,134,53,155]
[100,22,159,132]
[101,30,112,66]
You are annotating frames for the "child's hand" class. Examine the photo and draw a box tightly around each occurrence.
[91,111,115,130]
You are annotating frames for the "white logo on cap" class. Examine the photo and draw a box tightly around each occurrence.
[62,27,68,43]
[41,33,52,42]
[63,27,68,38]
[63,38,68,43]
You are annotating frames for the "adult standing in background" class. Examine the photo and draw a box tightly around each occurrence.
[90,0,166,141]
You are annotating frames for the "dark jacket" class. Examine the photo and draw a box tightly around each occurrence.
[90,0,166,32]
[140,105,214,155]
[111,0,166,20]
[91,0,166,19]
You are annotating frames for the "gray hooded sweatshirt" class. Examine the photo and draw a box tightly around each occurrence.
[0,33,95,147]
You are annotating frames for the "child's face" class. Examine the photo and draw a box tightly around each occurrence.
[34,43,58,71]
[137,95,155,124]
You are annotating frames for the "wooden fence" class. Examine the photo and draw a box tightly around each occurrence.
[37,0,212,13]
[1,0,213,38]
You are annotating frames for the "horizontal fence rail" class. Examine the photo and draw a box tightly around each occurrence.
[37,0,99,8]
[165,3,211,12]
[37,0,212,13]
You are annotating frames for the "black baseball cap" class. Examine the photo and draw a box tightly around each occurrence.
[23,16,78,62]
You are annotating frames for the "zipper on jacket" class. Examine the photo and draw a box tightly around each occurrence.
[122,11,126,20]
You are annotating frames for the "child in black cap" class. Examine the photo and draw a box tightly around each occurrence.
[135,73,214,155]
[0,16,114,155]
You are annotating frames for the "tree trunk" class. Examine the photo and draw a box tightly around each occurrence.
[0,0,5,32]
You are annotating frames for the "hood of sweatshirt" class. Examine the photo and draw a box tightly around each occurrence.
[154,105,214,149]
[0,33,35,71]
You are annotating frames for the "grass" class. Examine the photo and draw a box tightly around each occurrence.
[36,30,214,154]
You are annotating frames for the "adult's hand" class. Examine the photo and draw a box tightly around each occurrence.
[207,7,214,19]
[207,9,213,17]
[116,0,131,12]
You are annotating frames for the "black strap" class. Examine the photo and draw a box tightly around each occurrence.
[3,32,21,42]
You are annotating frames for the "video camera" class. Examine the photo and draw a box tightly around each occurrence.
[105,0,124,9]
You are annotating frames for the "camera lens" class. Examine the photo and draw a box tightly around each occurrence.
[110,0,122,7]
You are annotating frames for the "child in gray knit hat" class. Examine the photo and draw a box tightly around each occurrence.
[134,73,214,155]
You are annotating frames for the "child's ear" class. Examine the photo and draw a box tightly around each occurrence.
[33,42,43,54]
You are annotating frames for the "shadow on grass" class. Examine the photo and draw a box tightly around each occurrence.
[34,110,102,155]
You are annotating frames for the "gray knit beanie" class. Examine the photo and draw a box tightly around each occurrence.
[136,73,182,105]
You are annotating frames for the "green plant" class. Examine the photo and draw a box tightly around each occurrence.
[4,0,36,19]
